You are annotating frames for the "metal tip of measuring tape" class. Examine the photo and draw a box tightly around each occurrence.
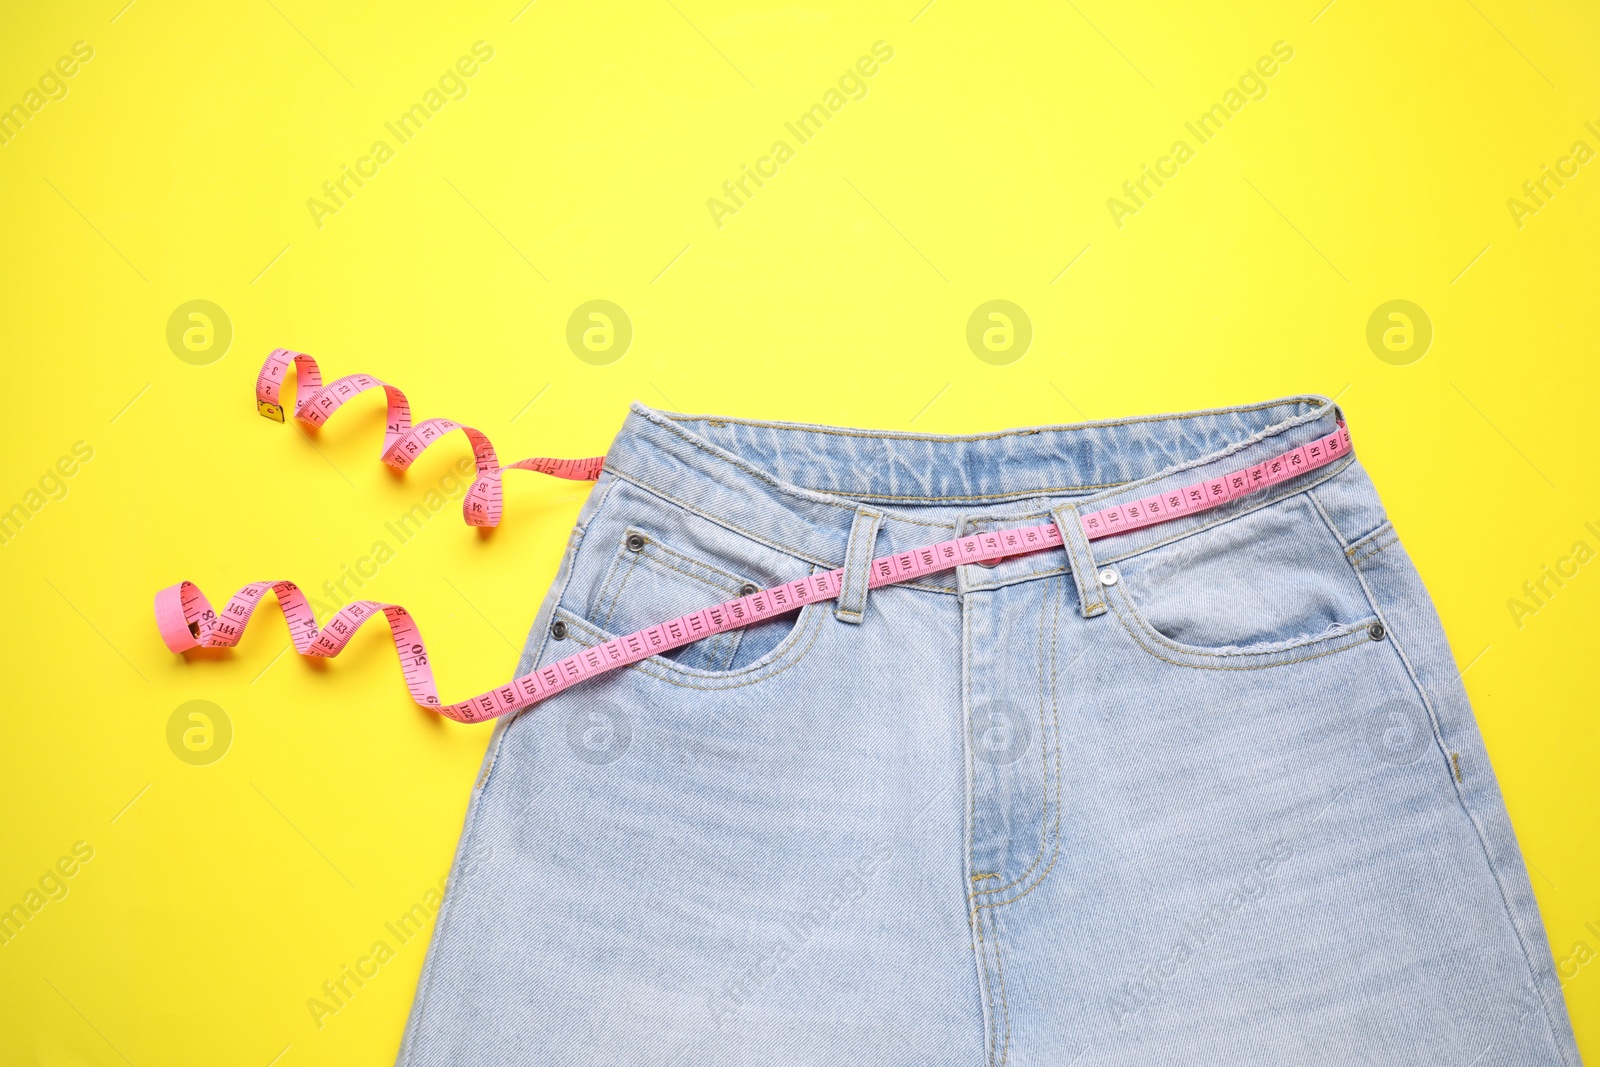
[257,399,286,423]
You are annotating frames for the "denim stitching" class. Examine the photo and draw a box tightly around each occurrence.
[1308,476,1393,552]
[598,548,641,630]
[1346,522,1400,565]
[1351,537,1401,565]
[976,908,995,1067]
[1304,490,1352,550]
[970,578,1051,898]
[639,531,812,664]
[974,906,994,1065]
[1310,489,1400,569]
[1338,512,1397,556]
[1106,594,1376,671]
[639,534,761,590]
[1337,534,1576,1065]
[972,878,1023,1067]
[1112,579,1374,660]
[973,575,1061,900]
[991,907,1013,1067]
[974,906,1011,1067]
[975,578,1065,911]
[983,907,1011,1067]
[1348,522,1398,555]
[974,847,1067,913]
[1343,519,1396,553]
[593,544,628,631]
[611,627,820,692]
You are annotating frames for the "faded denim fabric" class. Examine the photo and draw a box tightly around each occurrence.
[398,397,1580,1066]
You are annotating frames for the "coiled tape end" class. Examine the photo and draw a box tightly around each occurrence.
[154,582,202,653]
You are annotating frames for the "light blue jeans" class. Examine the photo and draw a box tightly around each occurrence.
[398,397,1580,1066]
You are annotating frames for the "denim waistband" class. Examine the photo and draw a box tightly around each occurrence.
[599,395,1351,593]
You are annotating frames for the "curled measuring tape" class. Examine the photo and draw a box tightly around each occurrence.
[154,419,1351,724]
[255,348,604,527]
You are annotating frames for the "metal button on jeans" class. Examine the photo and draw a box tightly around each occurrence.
[550,620,568,640]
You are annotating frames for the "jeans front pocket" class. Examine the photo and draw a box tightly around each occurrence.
[1102,492,1382,669]
[575,486,819,676]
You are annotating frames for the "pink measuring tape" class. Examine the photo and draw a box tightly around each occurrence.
[254,348,603,527]
[155,353,1352,723]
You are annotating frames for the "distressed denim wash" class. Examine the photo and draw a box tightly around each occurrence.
[397,396,1580,1066]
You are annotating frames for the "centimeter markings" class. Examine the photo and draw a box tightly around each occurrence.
[255,348,603,528]
[1081,422,1349,536]
[156,358,1353,725]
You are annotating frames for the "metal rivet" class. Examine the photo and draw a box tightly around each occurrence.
[739,583,759,597]
[1368,622,1385,641]
[1098,568,1119,587]
[625,533,646,552]
[550,620,568,640]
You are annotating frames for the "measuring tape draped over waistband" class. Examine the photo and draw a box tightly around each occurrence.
[155,352,1352,723]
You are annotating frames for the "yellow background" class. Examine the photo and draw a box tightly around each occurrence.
[2,0,1597,1063]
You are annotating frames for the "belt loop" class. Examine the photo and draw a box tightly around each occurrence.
[1052,503,1107,619]
[835,504,884,625]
